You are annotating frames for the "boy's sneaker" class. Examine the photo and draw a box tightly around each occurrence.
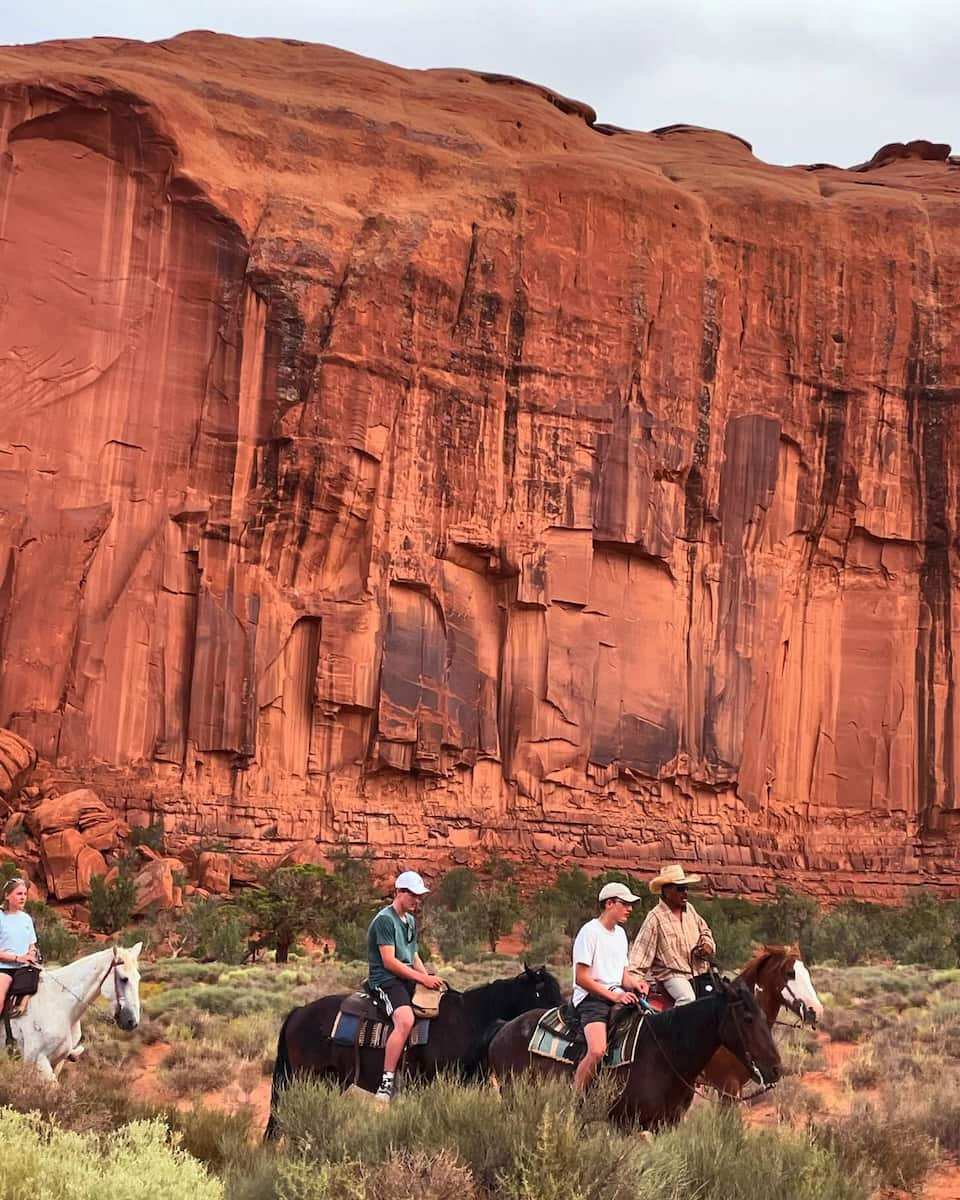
[374,1076,395,1103]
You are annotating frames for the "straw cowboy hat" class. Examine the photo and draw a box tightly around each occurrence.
[649,864,703,895]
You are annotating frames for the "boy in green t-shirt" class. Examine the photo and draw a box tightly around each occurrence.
[366,870,443,1102]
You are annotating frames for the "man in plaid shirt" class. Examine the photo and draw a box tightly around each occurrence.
[628,864,716,1005]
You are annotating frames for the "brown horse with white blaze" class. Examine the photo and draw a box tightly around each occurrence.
[703,945,823,1098]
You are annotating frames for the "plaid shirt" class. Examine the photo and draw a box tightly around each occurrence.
[628,900,715,982]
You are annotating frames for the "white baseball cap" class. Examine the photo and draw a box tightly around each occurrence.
[395,870,430,895]
[598,881,642,904]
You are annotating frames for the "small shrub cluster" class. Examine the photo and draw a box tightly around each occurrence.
[0,1109,224,1200]
[89,867,137,934]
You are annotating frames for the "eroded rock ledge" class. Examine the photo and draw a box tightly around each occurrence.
[1,33,960,897]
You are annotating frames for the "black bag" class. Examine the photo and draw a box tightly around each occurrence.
[8,966,40,997]
[693,972,719,999]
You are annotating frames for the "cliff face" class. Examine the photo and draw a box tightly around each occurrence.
[1,33,959,896]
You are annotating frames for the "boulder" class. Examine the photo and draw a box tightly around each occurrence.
[26,789,122,851]
[0,728,37,801]
[133,859,183,914]
[276,840,331,870]
[196,851,231,894]
[40,829,107,900]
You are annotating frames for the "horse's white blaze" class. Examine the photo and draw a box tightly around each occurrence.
[7,943,143,1081]
[784,959,823,1019]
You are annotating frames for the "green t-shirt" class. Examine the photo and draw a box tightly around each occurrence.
[366,904,418,988]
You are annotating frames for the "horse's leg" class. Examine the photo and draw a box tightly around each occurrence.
[34,1053,57,1083]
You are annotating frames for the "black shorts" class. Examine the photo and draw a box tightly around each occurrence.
[575,995,614,1028]
[379,979,415,1015]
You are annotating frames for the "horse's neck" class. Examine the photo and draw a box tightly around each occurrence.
[46,950,112,1011]
[647,996,725,1081]
[737,958,782,1025]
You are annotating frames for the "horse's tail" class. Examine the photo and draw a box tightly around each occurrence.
[264,1013,294,1142]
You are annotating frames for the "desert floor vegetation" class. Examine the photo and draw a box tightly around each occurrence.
[6,875,960,1198]
[1,955,960,1198]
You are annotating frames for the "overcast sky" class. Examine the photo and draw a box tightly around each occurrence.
[3,0,956,167]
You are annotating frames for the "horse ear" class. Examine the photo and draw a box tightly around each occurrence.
[129,941,143,959]
[523,960,533,975]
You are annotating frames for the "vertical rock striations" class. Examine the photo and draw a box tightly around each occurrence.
[1,34,959,895]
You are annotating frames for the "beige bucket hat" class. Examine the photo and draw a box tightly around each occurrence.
[649,863,703,895]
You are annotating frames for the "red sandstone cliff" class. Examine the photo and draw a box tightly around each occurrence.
[1,33,959,896]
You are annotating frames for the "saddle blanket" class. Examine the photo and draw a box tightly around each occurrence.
[331,994,429,1050]
[528,1005,644,1069]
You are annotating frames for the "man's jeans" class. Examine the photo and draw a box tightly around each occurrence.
[663,974,697,1005]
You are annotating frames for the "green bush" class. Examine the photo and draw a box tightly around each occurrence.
[177,898,248,964]
[89,868,136,934]
[25,899,78,963]
[0,1109,223,1199]
[129,821,166,854]
[428,907,483,963]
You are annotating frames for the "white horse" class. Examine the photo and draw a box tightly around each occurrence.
[5,943,142,1081]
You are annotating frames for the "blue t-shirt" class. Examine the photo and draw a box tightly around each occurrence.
[0,910,36,960]
[366,905,418,988]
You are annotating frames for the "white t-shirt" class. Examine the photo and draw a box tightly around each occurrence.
[571,918,628,1006]
[0,910,37,961]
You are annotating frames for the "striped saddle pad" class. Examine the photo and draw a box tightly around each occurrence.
[528,1005,644,1069]
[331,996,430,1050]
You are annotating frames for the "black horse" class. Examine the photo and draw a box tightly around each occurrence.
[487,979,781,1128]
[265,964,561,1138]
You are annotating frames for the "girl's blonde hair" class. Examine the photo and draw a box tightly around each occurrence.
[1,877,28,908]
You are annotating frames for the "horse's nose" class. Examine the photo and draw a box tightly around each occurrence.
[118,1013,139,1031]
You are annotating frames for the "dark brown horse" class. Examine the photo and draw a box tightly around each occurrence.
[265,964,561,1138]
[703,945,823,1098]
[486,978,781,1129]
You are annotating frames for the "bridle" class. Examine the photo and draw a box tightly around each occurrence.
[45,953,127,1022]
[754,957,818,1030]
[635,980,775,1105]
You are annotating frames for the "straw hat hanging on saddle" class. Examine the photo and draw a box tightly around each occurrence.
[649,864,703,894]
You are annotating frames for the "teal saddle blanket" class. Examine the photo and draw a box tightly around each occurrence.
[528,1004,646,1069]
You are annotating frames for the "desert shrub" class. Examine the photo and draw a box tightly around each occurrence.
[756,887,819,958]
[0,1109,223,1199]
[3,816,29,848]
[428,906,483,963]
[843,1048,881,1090]
[157,1039,237,1096]
[774,1076,825,1123]
[0,1057,151,1133]
[814,1096,936,1191]
[528,867,597,938]
[646,1104,873,1200]
[222,1010,279,1060]
[810,903,887,965]
[432,867,476,911]
[177,897,248,964]
[822,1010,868,1043]
[89,867,136,934]
[25,899,78,963]
[522,912,568,964]
[777,1028,825,1076]
[128,820,166,853]
[695,897,761,971]
[892,1074,960,1152]
[146,960,228,985]
[161,1102,255,1170]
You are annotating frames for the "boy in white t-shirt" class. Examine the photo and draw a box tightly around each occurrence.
[571,881,647,1090]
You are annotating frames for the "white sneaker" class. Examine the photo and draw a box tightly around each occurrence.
[374,1079,394,1103]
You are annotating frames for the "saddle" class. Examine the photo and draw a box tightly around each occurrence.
[2,967,39,1052]
[528,1002,646,1070]
[331,989,432,1051]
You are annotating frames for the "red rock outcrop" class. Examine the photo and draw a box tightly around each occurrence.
[0,729,37,802]
[1,33,960,898]
[40,829,107,900]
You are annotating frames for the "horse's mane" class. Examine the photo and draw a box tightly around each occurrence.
[736,944,799,984]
